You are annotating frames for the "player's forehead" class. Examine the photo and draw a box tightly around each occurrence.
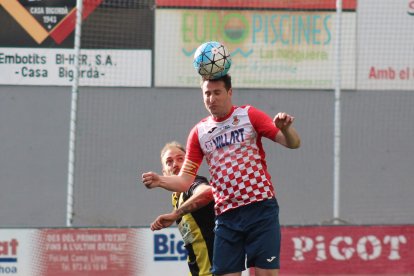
[202,79,226,92]
[162,147,185,160]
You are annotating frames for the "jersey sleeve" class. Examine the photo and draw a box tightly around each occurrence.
[248,106,279,141]
[180,125,204,177]
[187,176,209,196]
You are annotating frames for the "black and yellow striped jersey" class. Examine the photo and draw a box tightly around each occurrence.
[172,175,215,276]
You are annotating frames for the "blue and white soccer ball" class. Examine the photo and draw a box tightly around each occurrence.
[193,41,232,80]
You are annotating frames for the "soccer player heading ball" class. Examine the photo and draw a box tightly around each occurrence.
[193,41,232,80]
[143,41,301,276]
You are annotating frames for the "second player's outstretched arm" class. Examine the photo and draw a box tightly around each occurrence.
[150,212,176,231]
[150,184,213,231]
[174,184,213,217]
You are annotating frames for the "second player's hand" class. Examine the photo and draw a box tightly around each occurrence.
[142,172,161,189]
[150,213,177,231]
[274,112,295,130]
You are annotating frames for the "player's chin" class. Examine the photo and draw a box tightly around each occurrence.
[208,107,220,117]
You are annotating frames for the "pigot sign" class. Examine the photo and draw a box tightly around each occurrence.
[281,225,414,275]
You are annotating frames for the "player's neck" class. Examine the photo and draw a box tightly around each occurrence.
[212,106,234,122]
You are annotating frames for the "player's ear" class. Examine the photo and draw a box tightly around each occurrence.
[228,88,233,96]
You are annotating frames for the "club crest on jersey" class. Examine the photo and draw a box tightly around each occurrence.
[232,116,240,125]
[205,140,214,151]
[211,128,245,149]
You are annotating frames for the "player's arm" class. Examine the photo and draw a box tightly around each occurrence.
[142,125,204,192]
[150,211,176,231]
[150,184,213,231]
[248,106,300,149]
[274,112,301,149]
[175,184,213,217]
[143,156,202,192]
[142,171,195,192]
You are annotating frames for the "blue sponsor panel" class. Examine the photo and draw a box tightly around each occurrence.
[153,233,187,261]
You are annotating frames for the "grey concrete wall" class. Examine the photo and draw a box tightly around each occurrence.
[0,85,413,227]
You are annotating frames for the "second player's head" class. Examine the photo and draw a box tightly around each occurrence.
[160,141,186,176]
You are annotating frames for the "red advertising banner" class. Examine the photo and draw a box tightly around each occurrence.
[0,225,412,275]
[33,228,141,276]
[280,225,414,275]
[155,0,357,10]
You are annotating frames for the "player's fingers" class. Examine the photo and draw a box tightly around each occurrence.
[142,172,155,186]
[286,115,295,125]
[155,224,164,230]
[274,112,287,121]
[143,179,153,189]
[151,221,162,230]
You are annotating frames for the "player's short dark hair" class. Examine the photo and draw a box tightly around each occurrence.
[201,74,232,91]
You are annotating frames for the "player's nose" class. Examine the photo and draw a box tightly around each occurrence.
[173,161,181,169]
[209,95,217,103]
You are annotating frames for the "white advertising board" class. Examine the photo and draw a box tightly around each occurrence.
[155,9,356,89]
[0,228,251,276]
[357,0,414,90]
[0,48,152,87]
[0,228,188,276]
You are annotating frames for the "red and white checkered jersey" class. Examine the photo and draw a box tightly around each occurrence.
[185,105,280,215]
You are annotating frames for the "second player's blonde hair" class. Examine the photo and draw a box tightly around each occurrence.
[160,141,185,164]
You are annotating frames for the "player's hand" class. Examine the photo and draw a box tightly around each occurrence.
[142,171,161,189]
[274,112,295,130]
[150,213,177,231]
